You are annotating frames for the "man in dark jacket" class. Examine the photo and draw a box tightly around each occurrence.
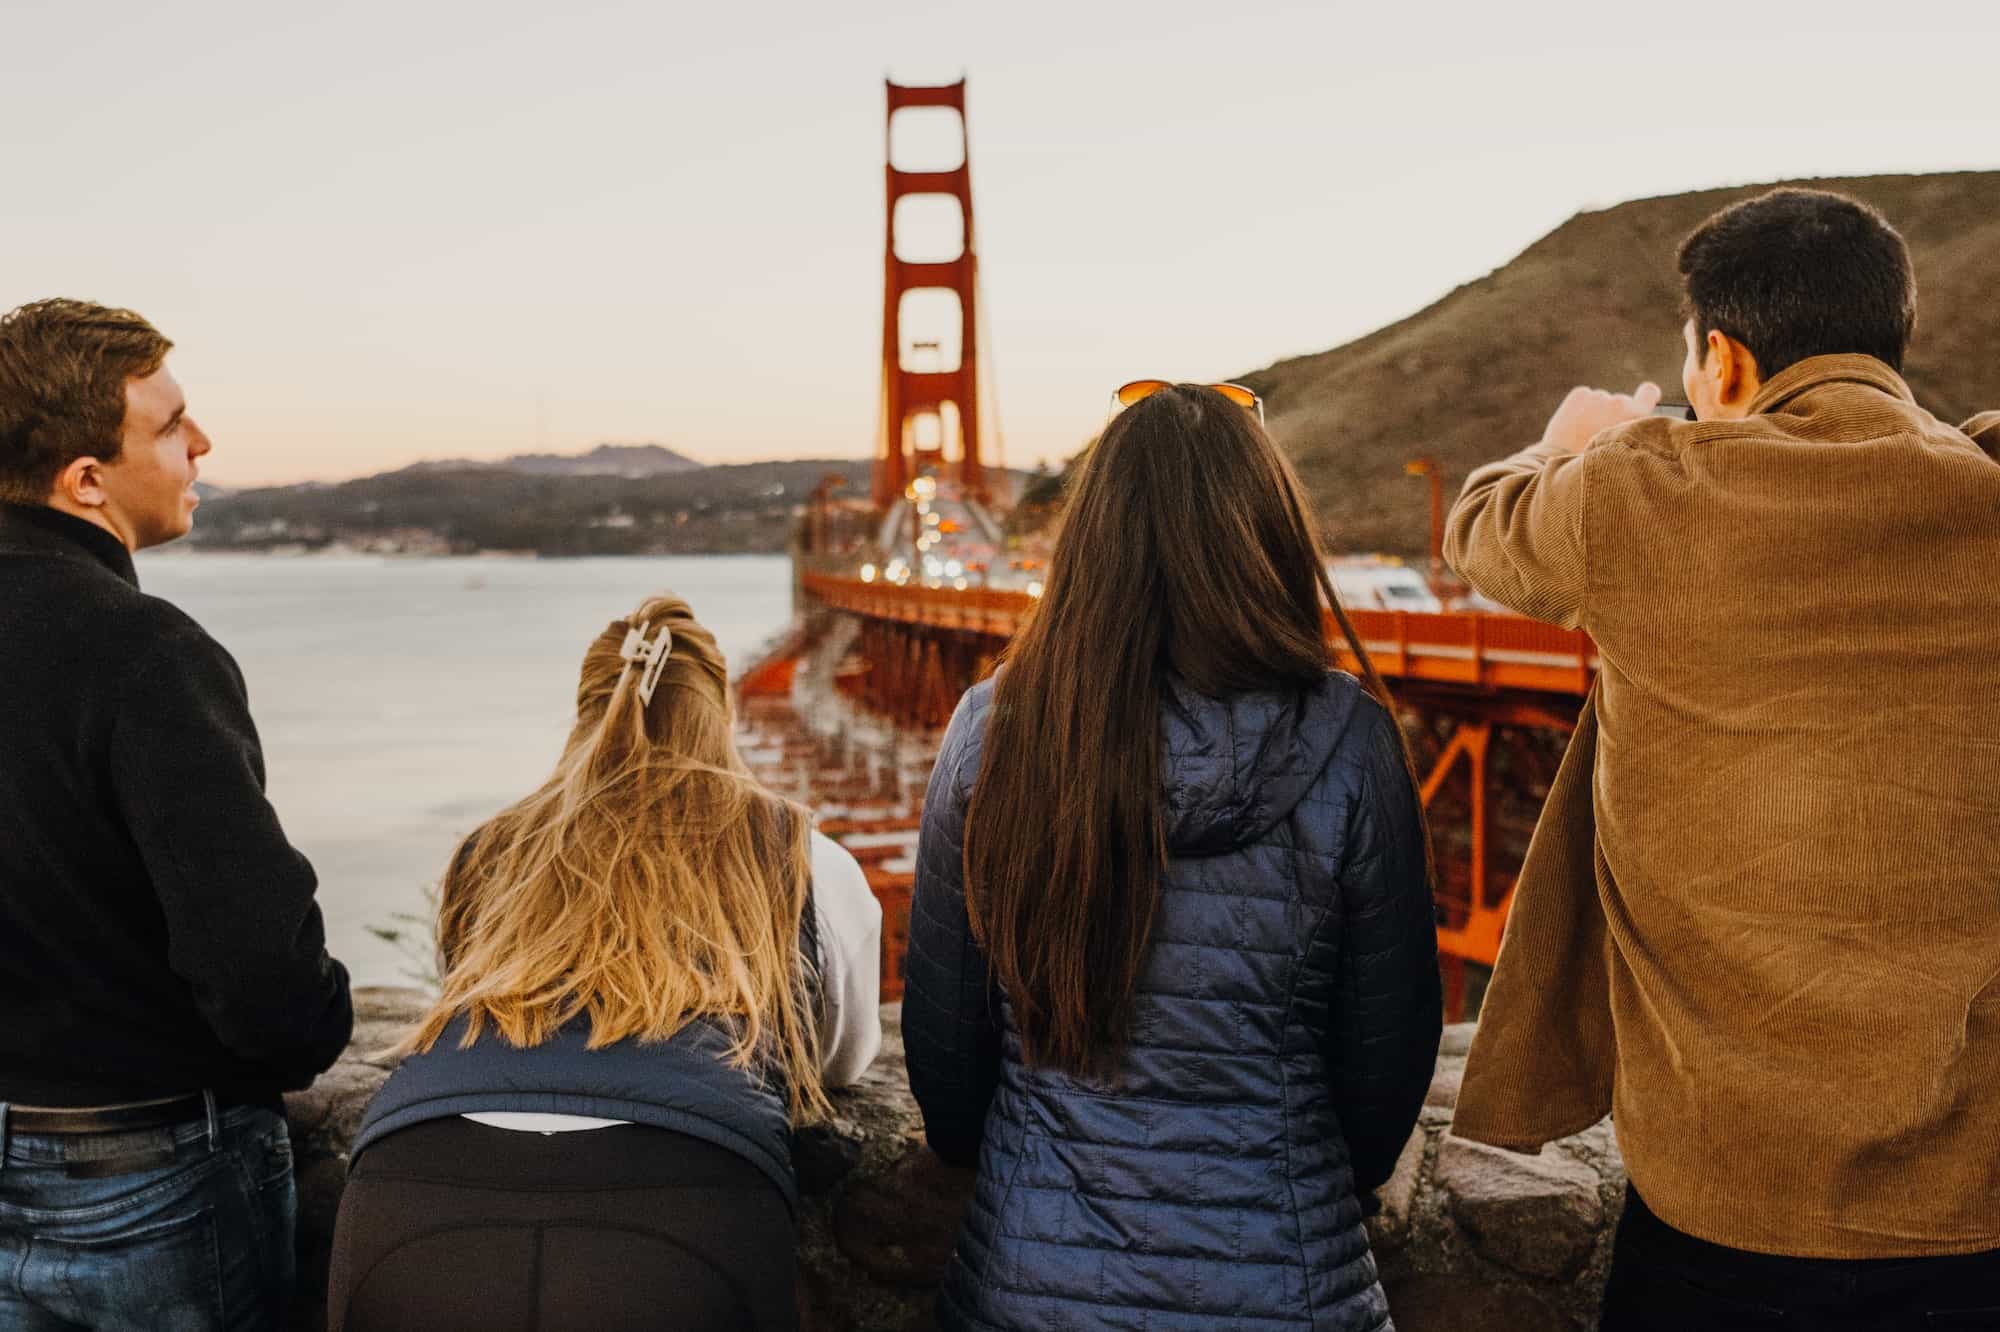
[0,299,353,1329]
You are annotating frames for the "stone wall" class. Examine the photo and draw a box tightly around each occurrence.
[286,989,1625,1331]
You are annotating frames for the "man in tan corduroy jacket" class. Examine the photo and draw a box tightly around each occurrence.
[1444,188,2000,1329]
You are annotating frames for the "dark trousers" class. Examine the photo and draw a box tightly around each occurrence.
[329,1117,798,1331]
[1601,1188,2000,1331]
[0,1098,297,1331]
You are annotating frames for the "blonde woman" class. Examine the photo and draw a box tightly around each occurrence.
[328,594,880,1331]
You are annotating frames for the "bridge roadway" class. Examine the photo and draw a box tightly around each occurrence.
[803,572,1597,700]
[799,572,1594,1018]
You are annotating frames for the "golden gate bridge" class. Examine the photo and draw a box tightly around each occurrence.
[737,79,1591,1021]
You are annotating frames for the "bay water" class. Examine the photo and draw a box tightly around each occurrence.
[135,552,796,985]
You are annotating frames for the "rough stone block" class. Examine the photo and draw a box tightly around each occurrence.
[282,1086,335,1138]
[289,1058,392,1150]
[795,1118,867,1194]
[1438,1023,1477,1058]
[351,986,431,1026]
[276,993,1621,1330]
[833,1147,977,1285]
[1435,1134,1604,1280]
[1554,1117,1624,1180]
[796,1263,938,1332]
[1418,1099,1456,1130]
[1382,1275,1581,1332]
[1366,1126,1430,1254]
[1425,1062,1463,1111]
[342,1027,415,1071]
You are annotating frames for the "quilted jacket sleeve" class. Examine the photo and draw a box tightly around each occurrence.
[900,687,1003,1167]
[1327,701,1442,1193]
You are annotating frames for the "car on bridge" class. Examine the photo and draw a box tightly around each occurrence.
[1328,556,1443,614]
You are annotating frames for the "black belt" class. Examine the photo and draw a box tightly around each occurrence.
[3,1092,209,1136]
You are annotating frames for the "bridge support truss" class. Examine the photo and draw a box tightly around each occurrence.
[1398,689,1578,1018]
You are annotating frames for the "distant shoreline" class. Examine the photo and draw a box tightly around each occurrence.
[182,450,1043,562]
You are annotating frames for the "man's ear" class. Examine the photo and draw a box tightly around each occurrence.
[1707,330,1762,409]
[52,455,110,509]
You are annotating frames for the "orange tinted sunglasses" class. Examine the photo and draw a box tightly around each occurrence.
[1110,379,1265,426]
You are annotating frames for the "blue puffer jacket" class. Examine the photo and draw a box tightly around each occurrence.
[902,672,1440,1332]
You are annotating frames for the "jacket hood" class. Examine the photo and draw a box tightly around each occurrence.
[1159,671,1369,855]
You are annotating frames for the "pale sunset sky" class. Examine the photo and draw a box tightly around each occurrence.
[5,0,1996,487]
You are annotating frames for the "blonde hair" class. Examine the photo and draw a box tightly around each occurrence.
[400,592,829,1122]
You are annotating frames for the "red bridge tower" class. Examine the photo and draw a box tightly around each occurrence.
[877,79,988,508]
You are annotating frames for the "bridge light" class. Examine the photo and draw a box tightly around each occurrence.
[944,559,963,577]
[953,576,969,591]
[860,563,878,583]
[1027,580,1045,599]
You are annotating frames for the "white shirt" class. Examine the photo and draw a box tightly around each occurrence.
[807,828,886,1087]
[466,830,883,1134]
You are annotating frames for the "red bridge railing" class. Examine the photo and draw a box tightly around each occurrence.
[804,573,1598,698]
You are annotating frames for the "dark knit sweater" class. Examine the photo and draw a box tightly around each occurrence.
[0,503,352,1105]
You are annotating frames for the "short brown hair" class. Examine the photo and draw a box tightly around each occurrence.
[0,299,173,503]
[1677,188,1916,376]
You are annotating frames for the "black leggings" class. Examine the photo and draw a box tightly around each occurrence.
[328,1118,797,1331]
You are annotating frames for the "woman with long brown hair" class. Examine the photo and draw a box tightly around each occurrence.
[902,383,1441,1331]
[327,592,880,1331]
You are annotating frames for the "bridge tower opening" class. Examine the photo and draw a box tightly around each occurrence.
[878,79,987,508]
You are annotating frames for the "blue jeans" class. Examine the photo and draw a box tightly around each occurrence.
[0,1097,296,1331]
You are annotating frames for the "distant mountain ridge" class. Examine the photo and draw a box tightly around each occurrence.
[192,455,866,556]
[400,442,702,478]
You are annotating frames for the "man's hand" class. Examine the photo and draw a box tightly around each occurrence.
[1537,382,1662,456]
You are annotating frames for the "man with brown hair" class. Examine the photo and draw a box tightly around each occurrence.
[1445,190,2000,1327]
[0,299,351,1329]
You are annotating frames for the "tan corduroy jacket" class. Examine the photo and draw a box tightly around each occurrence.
[1442,355,2000,1259]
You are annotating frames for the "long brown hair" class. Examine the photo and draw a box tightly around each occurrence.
[400,592,830,1122]
[964,384,1415,1075]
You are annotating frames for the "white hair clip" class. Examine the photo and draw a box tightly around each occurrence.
[618,620,674,706]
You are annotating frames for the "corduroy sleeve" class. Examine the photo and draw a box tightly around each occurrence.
[1443,442,1591,627]
[1327,702,1444,1194]
[109,621,354,1089]
[900,687,1003,1168]
[1960,411,2000,461]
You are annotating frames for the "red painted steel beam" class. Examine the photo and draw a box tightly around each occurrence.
[887,80,965,111]
[879,80,986,506]
[801,574,1598,699]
